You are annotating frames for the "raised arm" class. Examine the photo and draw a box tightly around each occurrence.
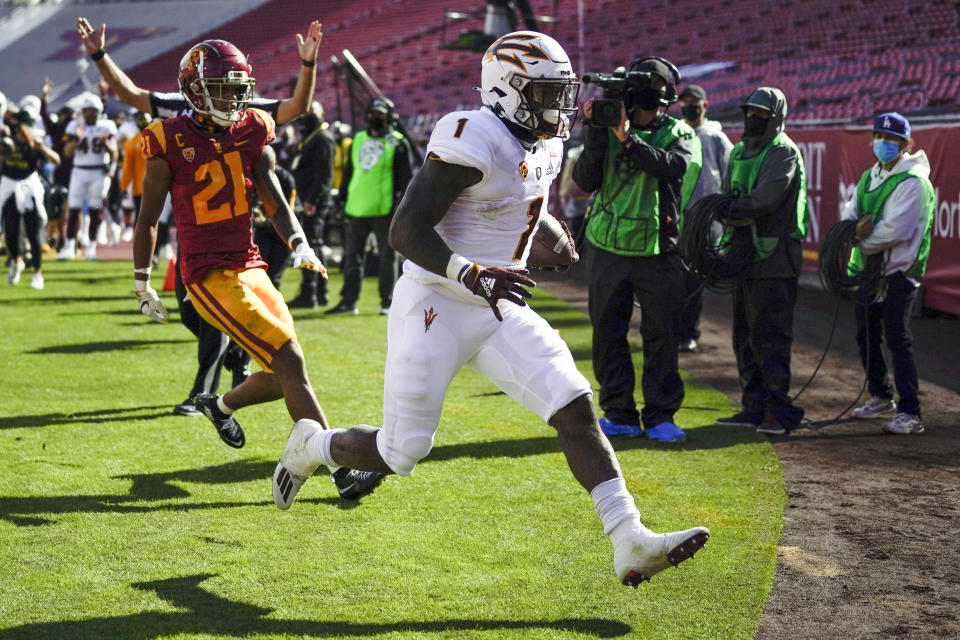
[275,20,322,125]
[77,17,152,113]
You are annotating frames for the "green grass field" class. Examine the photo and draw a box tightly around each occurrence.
[0,259,784,639]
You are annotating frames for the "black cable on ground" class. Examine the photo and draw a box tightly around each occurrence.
[797,220,888,430]
[679,193,753,294]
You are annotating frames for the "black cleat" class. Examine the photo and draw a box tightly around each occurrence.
[194,393,245,448]
[173,398,201,416]
[331,467,385,500]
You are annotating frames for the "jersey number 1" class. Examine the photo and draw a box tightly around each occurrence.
[512,196,544,261]
[193,151,249,224]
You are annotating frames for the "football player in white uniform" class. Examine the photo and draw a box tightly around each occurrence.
[60,93,118,260]
[272,32,709,587]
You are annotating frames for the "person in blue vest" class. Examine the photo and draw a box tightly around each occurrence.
[843,112,934,435]
[715,87,808,436]
[326,98,414,316]
[572,57,702,443]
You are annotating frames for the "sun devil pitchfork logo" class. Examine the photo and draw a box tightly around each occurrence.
[424,307,438,333]
[483,33,549,73]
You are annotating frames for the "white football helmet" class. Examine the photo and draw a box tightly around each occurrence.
[480,31,579,140]
[78,93,103,114]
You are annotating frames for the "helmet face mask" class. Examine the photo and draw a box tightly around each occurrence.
[179,41,255,128]
[481,31,580,140]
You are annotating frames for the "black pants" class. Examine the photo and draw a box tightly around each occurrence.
[2,196,42,270]
[340,214,396,308]
[175,257,250,399]
[586,244,684,428]
[253,226,291,289]
[678,270,703,342]
[732,276,804,428]
[294,211,328,302]
[855,273,921,416]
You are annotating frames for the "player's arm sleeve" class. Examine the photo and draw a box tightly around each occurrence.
[250,98,281,123]
[426,113,495,183]
[149,92,187,119]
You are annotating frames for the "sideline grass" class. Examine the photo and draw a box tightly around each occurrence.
[0,260,784,639]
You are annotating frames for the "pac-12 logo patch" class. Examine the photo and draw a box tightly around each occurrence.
[183,147,196,162]
[518,161,529,180]
[424,307,438,333]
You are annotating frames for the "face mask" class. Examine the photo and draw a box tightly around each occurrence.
[744,115,768,137]
[873,139,901,164]
[634,86,664,111]
[681,104,702,122]
[367,116,386,133]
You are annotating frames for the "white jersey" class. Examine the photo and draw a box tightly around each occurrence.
[65,117,117,169]
[405,108,563,294]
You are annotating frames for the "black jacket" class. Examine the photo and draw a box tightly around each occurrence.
[293,124,336,216]
[572,113,697,254]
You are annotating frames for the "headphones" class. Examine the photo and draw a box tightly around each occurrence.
[629,56,682,105]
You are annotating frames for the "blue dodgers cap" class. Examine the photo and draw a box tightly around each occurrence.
[873,112,911,140]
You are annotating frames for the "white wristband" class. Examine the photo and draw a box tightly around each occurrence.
[134,279,149,292]
[287,231,306,249]
[134,267,152,275]
[446,253,473,282]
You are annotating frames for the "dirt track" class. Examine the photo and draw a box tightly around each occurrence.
[539,269,960,640]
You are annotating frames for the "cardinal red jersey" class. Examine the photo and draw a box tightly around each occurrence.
[142,108,275,284]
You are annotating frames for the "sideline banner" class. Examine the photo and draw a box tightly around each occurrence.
[789,126,960,315]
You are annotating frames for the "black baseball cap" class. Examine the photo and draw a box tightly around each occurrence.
[679,85,707,101]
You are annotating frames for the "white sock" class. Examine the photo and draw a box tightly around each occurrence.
[591,477,642,535]
[310,427,344,474]
[217,396,234,415]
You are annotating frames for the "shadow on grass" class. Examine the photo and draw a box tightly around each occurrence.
[0,405,176,429]
[0,574,631,639]
[27,339,191,355]
[0,295,130,304]
[0,423,760,526]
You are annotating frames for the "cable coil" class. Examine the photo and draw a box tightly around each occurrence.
[679,193,753,293]
[818,219,888,304]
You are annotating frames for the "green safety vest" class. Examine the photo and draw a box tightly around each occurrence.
[345,129,403,217]
[728,131,809,260]
[847,166,935,279]
[585,117,701,257]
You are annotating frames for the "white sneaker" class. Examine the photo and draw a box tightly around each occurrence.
[883,412,924,435]
[853,396,897,419]
[30,272,44,290]
[158,244,174,261]
[7,259,24,284]
[273,419,323,510]
[121,226,134,243]
[611,517,710,587]
[110,222,122,246]
[85,243,97,260]
[58,240,75,261]
[96,220,108,245]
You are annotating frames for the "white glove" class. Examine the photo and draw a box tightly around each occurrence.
[292,243,327,278]
[136,287,169,323]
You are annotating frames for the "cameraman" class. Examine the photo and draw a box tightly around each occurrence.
[573,57,701,443]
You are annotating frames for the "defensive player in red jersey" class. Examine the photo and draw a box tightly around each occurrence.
[132,39,384,500]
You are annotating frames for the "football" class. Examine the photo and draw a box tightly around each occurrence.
[528,213,579,270]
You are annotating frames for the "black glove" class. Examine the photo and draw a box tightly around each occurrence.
[459,264,536,321]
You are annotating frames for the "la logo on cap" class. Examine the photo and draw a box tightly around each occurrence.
[884,117,891,128]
